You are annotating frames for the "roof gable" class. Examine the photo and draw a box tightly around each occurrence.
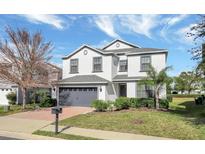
[62,45,106,60]
[102,39,140,50]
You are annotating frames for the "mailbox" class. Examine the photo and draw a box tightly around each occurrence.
[51,107,62,114]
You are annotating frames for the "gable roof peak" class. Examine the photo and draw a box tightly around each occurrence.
[102,39,141,50]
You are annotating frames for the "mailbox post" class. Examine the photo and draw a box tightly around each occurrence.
[51,107,62,134]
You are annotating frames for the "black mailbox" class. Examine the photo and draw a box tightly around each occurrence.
[51,107,62,114]
[51,106,63,134]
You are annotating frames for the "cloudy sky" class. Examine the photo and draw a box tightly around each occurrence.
[0,14,201,76]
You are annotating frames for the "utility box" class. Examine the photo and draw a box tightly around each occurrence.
[51,106,62,114]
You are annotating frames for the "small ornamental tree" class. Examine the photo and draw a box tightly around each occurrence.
[0,26,53,108]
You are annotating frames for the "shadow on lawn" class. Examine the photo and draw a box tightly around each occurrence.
[169,101,205,125]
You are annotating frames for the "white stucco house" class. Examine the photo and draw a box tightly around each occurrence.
[57,39,168,107]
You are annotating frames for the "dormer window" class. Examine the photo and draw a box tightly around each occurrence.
[70,59,78,73]
[93,57,102,72]
[119,60,127,72]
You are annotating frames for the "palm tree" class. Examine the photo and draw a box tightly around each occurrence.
[140,65,172,109]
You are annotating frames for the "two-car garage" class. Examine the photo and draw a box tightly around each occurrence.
[57,75,109,107]
[59,87,98,107]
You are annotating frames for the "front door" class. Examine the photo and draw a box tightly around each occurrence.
[119,84,127,97]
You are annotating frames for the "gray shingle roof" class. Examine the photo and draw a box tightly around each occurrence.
[57,75,109,84]
[113,75,144,81]
[99,47,166,54]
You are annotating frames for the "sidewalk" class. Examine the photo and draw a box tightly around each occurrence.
[0,117,51,133]
[41,125,172,140]
[0,130,60,140]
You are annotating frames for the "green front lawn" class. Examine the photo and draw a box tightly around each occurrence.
[59,97,205,139]
[0,104,35,116]
[33,130,99,140]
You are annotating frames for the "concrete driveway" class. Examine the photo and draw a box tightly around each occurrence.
[7,106,93,121]
[0,107,93,139]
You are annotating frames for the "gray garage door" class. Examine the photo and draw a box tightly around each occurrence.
[59,87,97,107]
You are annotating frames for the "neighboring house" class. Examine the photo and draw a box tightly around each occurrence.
[0,63,62,106]
[57,39,168,107]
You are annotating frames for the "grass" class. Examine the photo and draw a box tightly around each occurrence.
[0,104,35,116]
[33,130,99,140]
[59,97,205,140]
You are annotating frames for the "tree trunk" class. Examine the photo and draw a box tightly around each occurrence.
[21,87,26,109]
[154,88,160,110]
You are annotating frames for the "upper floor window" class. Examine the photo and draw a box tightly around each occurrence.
[93,57,102,72]
[119,60,127,72]
[70,59,78,73]
[141,56,151,72]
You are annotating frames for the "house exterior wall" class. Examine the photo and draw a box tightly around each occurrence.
[111,56,118,79]
[98,85,106,100]
[63,47,113,81]
[127,82,136,98]
[128,53,166,77]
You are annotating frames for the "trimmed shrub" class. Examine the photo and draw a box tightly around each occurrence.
[39,95,55,107]
[144,98,155,108]
[91,100,108,112]
[114,97,130,110]
[129,98,141,108]
[107,100,115,111]
[6,92,16,105]
[159,99,169,109]
[129,98,168,109]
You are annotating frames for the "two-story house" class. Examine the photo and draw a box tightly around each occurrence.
[57,39,168,106]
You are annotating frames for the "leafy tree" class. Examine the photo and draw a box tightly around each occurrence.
[140,65,172,109]
[174,76,186,94]
[175,71,200,94]
[188,15,205,61]
[0,27,53,108]
[166,77,173,94]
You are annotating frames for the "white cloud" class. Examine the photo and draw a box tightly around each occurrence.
[175,24,196,44]
[21,14,65,30]
[160,15,189,41]
[163,14,188,27]
[93,15,161,39]
[91,40,110,48]
[118,14,160,38]
[94,15,120,38]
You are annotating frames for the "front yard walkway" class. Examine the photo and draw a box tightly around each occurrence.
[40,125,171,140]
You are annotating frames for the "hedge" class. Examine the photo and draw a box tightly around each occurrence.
[91,97,170,112]
[168,94,201,98]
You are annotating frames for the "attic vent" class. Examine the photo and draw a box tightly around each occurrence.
[116,43,120,48]
[84,50,88,55]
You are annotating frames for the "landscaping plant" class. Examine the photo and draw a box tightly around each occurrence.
[91,100,108,112]
[114,97,130,110]
[6,92,16,105]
